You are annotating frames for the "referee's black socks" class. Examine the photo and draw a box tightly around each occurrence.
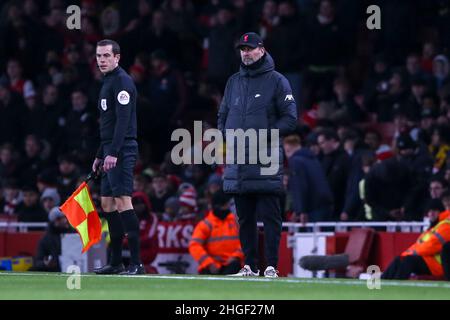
[120,209,142,265]
[104,211,125,266]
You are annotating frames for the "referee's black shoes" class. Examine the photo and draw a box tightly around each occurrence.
[93,264,125,275]
[119,264,146,275]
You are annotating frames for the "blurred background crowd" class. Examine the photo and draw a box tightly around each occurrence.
[1,0,450,226]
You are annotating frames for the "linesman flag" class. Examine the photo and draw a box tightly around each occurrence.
[59,180,102,253]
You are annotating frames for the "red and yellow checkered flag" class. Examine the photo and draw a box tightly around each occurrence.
[60,181,102,253]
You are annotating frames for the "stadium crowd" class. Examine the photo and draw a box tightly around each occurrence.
[1,0,450,232]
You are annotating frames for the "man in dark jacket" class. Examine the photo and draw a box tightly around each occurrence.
[283,134,333,223]
[365,134,433,221]
[30,207,72,272]
[317,129,351,220]
[218,32,297,277]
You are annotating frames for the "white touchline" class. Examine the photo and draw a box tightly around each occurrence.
[2,272,450,289]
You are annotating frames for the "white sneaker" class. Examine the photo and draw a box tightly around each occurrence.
[264,266,279,278]
[229,265,260,276]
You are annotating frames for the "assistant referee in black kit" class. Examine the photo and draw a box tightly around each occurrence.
[92,39,144,275]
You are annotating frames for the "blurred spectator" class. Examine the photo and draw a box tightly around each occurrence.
[0,144,19,181]
[80,16,102,45]
[16,185,47,222]
[131,192,159,273]
[265,1,303,101]
[284,134,333,223]
[376,68,409,122]
[60,45,92,96]
[39,84,66,152]
[56,154,79,200]
[363,54,391,117]
[1,179,23,216]
[405,76,428,122]
[18,134,46,186]
[178,187,199,221]
[0,78,24,145]
[432,54,450,92]
[429,178,448,201]
[1,58,35,97]
[149,173,174,214]
[417,108,438,146]
[340,131,372,221]
[100,6,121,38]
[365,134,432,221]
[161,196,181,222]
[62,89,98,164]
[429,125,450,174]
[405,53,428,85]
[258,0,279,40]
[36,168,58,193]
[421,42,437,74]
[145,49,187,163]
[30,207,71,272]
[40,187,61,214]
[206,4,239,89]
[162,0,201,71]
[133,174,151,195]
[139,10,181,61]
[302,0,345,108]
[329,77,365,123]
[353,152,378,221]
[317,129,351,219]
[363,129,393,161]
[183,164,210,198]
[205,173,222,197]
[21,83,47,137]
[377,0,417,65]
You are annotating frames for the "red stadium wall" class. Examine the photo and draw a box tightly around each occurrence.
[0,232,44,257]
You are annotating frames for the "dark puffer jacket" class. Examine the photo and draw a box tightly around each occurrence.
[217,53,297,194]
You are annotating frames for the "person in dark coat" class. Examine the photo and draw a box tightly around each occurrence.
[317,128,351,220]
[283,134,333,223]
[15,185,48,223]
[217,32,297,277]
[30,207,72,272]
[0,79,24,146]
[365,134,433,221]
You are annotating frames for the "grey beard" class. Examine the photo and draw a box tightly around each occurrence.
[242,57,255,65]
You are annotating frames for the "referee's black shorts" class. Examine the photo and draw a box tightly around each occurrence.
[100,139,138,197]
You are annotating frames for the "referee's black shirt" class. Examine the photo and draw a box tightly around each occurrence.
[96,66,137,158]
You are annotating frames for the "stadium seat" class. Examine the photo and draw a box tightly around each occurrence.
[299,228,375,278]
[345,228,375,267]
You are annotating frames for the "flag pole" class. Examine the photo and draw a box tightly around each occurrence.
[85,161,103,183]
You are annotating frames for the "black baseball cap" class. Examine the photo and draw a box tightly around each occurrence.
[236,32,264,50]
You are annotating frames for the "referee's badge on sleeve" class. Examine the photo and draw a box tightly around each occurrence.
[101,99,107,110]
[117,90,130,105]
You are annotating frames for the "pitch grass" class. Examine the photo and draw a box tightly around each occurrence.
[0,272,449,300]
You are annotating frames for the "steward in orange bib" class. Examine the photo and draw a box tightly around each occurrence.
[189,191,244,275]
[382,198,450,280]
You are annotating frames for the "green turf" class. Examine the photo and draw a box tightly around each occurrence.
[0,272,449,300]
